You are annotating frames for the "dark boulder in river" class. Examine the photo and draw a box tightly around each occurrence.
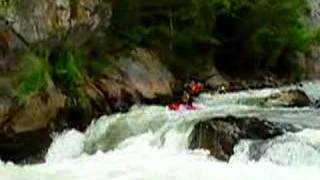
[262,89,311,107]
[0,128,52,163]
[313,98,320,108]
[189,116,299,161]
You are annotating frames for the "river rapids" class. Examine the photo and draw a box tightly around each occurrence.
[1,81,320,180]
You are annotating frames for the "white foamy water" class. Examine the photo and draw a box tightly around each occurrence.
[46,130,85,162]
[231,129,320,166]
[0,81,320,180]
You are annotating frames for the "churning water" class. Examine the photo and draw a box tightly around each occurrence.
[1,81,320,180]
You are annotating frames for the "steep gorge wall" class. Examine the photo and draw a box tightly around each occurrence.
[0,1,177,163]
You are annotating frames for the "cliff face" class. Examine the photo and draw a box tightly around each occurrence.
[1,0,111,45]
[0,1,177,163]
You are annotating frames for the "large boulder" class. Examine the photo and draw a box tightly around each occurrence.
[0,88,66,163]
[189,116,298,161]
[312,98,320,108]
[218,74,281,93]
[112,48,174,99]
[205,66,229,91]
[85,48,175,114]
[262,89,311,107]
[0,89,66,134]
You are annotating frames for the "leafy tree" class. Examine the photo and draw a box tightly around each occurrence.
[212,0,312,76]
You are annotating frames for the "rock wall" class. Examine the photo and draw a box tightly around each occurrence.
[0,47,175,163]
[84,48,175,117]
[1,0,111,45]
[0,48,175,132]
[0,1,177,162]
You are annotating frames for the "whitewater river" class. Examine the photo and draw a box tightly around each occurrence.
[1,81,320,180]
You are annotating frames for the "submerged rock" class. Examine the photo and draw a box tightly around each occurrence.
[312,98,320,108]
[189,116,299,161]
[262,89,311,107]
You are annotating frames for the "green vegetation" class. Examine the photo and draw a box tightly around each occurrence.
[107,0,221,78]
[107,0,317,78]
[16,48,108,102]
[0,0,16,16]
[0,0,9,9]
[15,0,320,97]
[17,50,52,96]
[214,0,313,76]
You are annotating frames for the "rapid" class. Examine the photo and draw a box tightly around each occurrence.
[1,81,320,180]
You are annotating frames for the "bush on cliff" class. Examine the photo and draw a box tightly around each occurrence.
[17,50,52,96]
[16,48,108,102]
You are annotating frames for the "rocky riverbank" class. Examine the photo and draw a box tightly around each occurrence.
[0,39,316,163]
[1,0,320,163]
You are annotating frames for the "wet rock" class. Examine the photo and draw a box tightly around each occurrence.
[0,88,66,163]
[0,89,66,134]
[94,78,141,113]
[0,128,52,163]
[0,47,175,162]
[205,67,229,91]
[189,116,298,161]
[263,89,311,107]
[226,77,280,93]
[313,98,320,108]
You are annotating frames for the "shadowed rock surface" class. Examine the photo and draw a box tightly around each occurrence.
[262,89,311,107]
[0,48,175,163]
[189,116,299,161]
[0,128,52,163]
